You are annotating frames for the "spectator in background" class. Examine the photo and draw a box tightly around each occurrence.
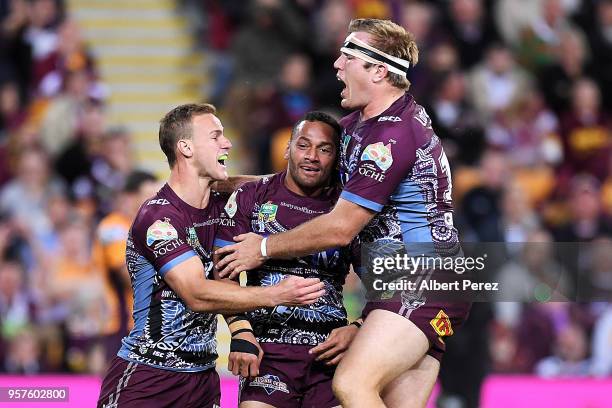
[500,181,541,249]
[225,0,310,167]
[411,41,460,104]
[557,78,611,187]
[400,1,440,102]
[235,49,318,174]
[256,53,315,173]
[468,44,531,123]
[0,78,26,137]
[0,0,33,101]
[400,1,435,49]
[579,236,612,302]
[55,99,106,200]
[195,0,244,107]
[586,0,612,110]
[461,149,509,242]
[311,0,352,112]
[536,323,591,377]
[37,19,100,98]
[44,215,107,373]
[494,0,541,45]
[26,0,63,90]
[496,229,571,303]
[3,326,41,374]
[425,69,483,166]
[0,260,36,338]
[443,0,500,69]
[229,0,308,87]
[39,68,92,158]
[0,79,24,186]
[516,0,576,72]
[0,148,65,241]
[92,170,158,361]
[485,89,562,168]
[0,259,39,374]
[539,28,594,115]
[553,175,612,242]
[74,126,134,216]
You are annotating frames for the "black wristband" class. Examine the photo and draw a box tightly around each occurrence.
[230,338,260,356]
[231,328,254,337]
[227,315,249,324]
[350,321,362,328]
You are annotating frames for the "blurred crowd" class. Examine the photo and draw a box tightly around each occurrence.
[0,0,611,404]
[0,0,161,375]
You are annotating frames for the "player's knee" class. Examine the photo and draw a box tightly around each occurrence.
[332,373,352,404]
[333,367,375,403]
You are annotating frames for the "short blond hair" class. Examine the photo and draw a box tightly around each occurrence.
[348,18,419,90]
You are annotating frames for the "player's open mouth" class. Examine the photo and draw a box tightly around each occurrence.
[337,75,347,98]
[217,153,228,167]
[300,165,320,174]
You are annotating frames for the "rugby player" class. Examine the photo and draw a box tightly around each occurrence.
[216,19,471,407]
[215,112,361,408]
[97,103,325,408]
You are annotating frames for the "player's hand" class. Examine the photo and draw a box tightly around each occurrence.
[309,324,359,365]
[215,233,265,279]
[268,276,325,307]
[228,331,263,378]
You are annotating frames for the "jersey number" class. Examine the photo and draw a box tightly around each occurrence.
[438,150,453,203]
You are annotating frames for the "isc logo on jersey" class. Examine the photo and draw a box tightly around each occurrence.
[146,218,184,258]
[378,116,401,122]
[147,198,169,206]
[359,142,393,182]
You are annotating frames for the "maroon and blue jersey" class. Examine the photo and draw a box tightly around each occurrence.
[215,172,353,345]
[118,184,225,372]
[339,93,459,265]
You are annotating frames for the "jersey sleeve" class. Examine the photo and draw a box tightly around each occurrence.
[214,183,257,248]
[131,206,197,277]
[341,123,417,212]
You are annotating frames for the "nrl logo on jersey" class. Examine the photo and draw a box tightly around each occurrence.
[224,190,238,218]
[361,142,393,171]
[146,218,178,246]
[258,202,278,223]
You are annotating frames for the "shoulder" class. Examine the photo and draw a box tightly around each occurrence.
[131,196,185,238]
[378,99,435,149]
[240,173,281,200]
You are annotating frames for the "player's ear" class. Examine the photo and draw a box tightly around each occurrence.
[373,64,388,83]
[283,141,290,160]
[177,139,193,159]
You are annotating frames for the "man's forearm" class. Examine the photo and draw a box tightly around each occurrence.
[267,213,349,259]
[189,280,273,314]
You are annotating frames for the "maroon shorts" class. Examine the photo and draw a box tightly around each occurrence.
[239,343,338,408]
[97,356,220,408]
[362,295,471,362]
